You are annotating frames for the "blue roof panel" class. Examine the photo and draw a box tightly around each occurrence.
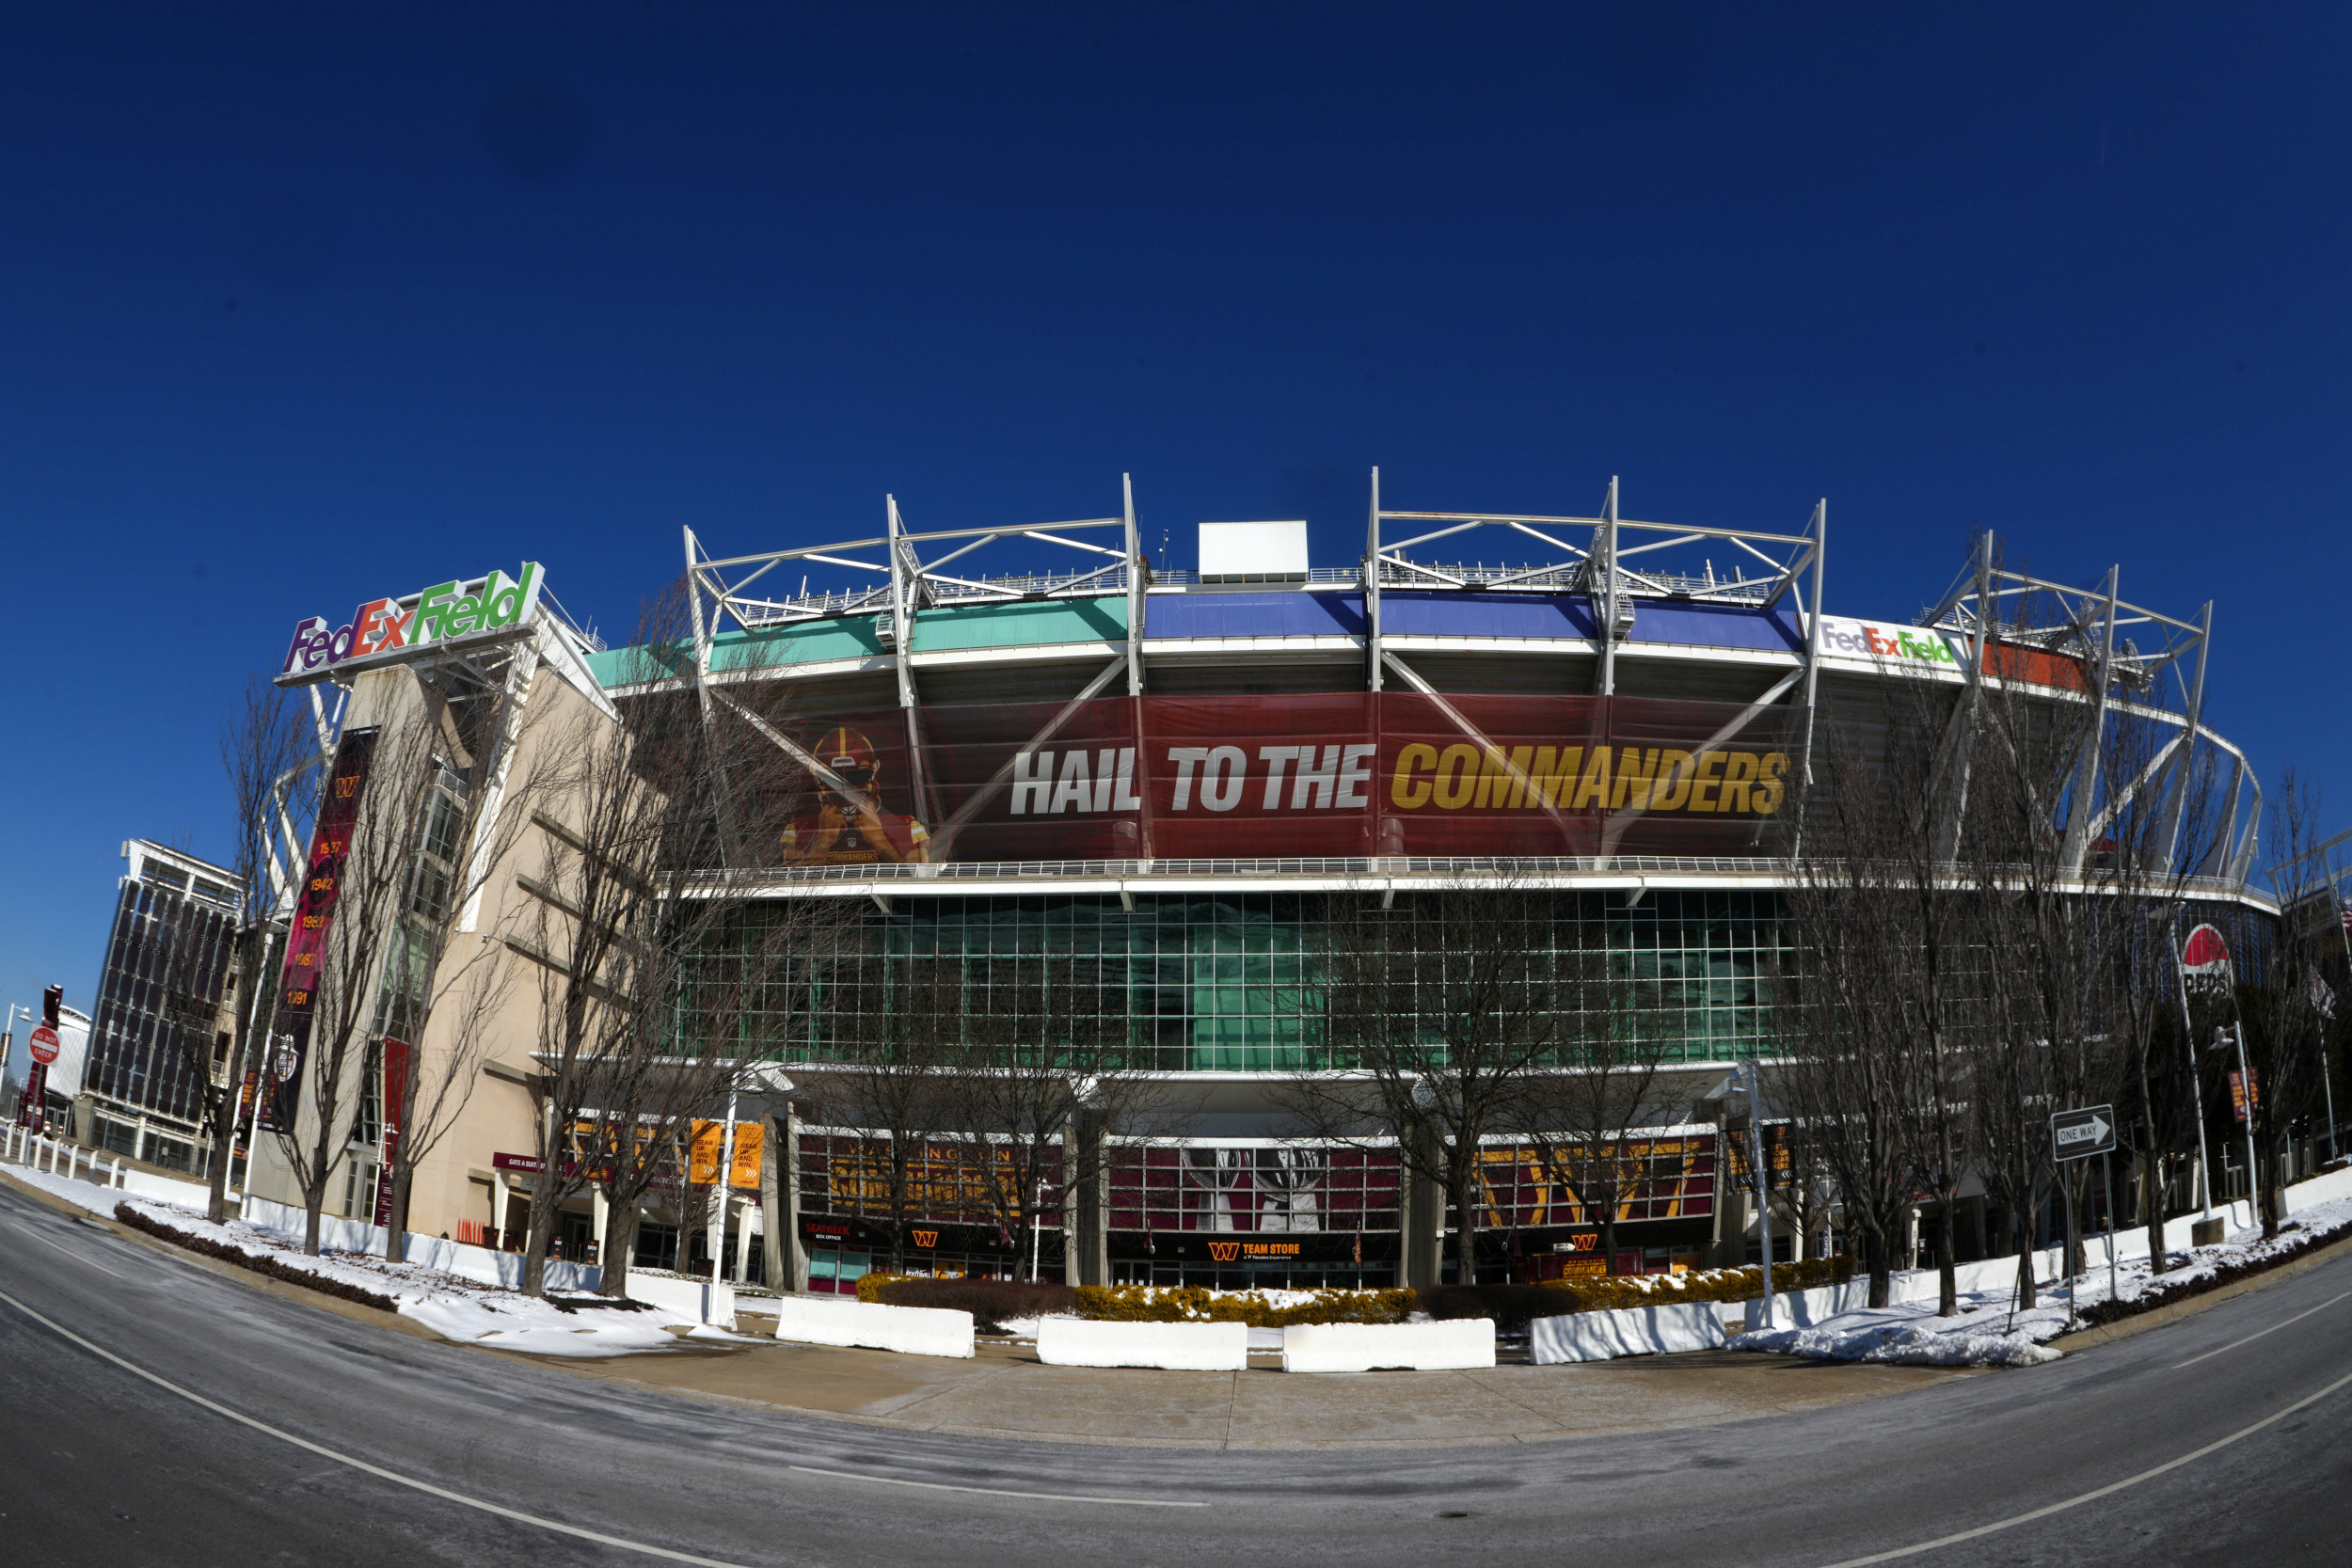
[1142,592,1367,639]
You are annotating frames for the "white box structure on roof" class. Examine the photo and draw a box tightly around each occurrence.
[1199,519,1309,582]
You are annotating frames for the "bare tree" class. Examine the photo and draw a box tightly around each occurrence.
[268,699,456,1255]
[820,951,964,1276]
[516,590,843,1297]
[1279,875,1574,1287]
[209,677,316,1222]
[1782,691,1979,1312]
[1506,944,1681,1274]
[2243,769,2337,1241]
[930,953,1147,1285]
[366,659,547,1258]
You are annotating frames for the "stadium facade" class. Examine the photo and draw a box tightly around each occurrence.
[251,476,2277,1292]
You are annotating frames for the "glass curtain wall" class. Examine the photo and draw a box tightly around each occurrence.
[721,889,1789,1069]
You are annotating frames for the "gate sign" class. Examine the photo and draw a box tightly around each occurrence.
[2051,1104,2116,1163]
[26,1024,58,1066]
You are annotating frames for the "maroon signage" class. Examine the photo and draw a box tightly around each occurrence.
[780,692,1795,867]
[373,1037,410,1228]
[264,727,379,1132]
[491,1151,547,1174]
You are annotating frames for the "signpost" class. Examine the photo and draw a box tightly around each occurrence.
[2052,1105,2120,1319]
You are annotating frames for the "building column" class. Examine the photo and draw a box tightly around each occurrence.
[733,1197,756,1284]
[759,1109,805,1294]
[591,1185,610,1268]
[1399,1125,1442,1289]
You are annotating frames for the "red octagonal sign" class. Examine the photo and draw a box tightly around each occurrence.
[27,1024,60,1065]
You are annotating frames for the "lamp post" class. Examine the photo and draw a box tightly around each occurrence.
[1030,1176,1047,1285]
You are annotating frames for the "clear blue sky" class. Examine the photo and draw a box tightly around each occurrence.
[4,5,2348,1056]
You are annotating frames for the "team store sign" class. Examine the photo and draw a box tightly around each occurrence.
[278,563,545,682]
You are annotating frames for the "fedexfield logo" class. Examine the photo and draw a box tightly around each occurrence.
[279,564,544,679]
[1820,617,1958,666]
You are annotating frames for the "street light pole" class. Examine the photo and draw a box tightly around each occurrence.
[1030,1176,1046,1285]
[1740,1061,1776,1331]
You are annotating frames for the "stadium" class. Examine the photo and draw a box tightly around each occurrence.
[546,473,2276,1293]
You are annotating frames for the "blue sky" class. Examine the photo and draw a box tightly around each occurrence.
[4,5,2349,1056]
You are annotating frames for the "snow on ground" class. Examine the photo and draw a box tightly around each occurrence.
[1732,1187,2352,1369]
[1,1164,703,1357]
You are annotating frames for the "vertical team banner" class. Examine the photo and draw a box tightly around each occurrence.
[263,726,380,1132]
[775,692,1796,866]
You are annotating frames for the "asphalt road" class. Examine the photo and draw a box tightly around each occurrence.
[3,1180,2348,1568]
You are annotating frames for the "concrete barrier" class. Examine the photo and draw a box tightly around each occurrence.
[1281,1319,1495,1372]
[1531,1302,1726,1363]
[1037,1317,1248,1370]
[772,1295,975,1358]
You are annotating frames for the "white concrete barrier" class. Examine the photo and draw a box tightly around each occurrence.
[1741,1279,1875,1331]
[1037,1317,1248,1370]
[1532,1303,1726,1363]
[1281,1319,1494,1372]
[772,1295,976,1358]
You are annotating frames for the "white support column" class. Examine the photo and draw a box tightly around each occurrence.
[733,1198,756,1284]
[1595,476,1620,697]
[1793,499,1829,791]
[1364,467,1384,693]
[592,1185,610,1265]
[1123,472,1145,696]
[2156,601,2213,869]
[2058,564,2121,872]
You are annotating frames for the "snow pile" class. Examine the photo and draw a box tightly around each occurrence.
[1733,1185,2352,1369]
[3,1166,702,1358]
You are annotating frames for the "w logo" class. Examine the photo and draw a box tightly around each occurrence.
[912,1230,939,1248]
[1208,1241,1241,1262]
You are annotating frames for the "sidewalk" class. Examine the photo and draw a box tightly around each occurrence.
[522,1328,1978,1449]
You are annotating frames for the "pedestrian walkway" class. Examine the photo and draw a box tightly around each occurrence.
[525,1328,1976,1449]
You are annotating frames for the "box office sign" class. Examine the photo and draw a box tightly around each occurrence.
[278,563,545,684]
[782,691,1798,865]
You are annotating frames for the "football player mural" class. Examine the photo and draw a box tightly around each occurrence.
[783,725,932,865]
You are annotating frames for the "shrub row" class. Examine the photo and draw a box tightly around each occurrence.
[1071,1285,1418,1327]
[2075,1215,2352,1328]
[849,1257,1856,1334]
[114,1204,401,1314]
[856,1275,1079,1331]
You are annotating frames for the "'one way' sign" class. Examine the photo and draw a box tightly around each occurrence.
[2051,1105,2117,1162]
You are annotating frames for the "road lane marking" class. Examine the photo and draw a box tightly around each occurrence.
[0,1282,1207,1568]
[1816,1364,2352,1566]
[2171,1289,2350,1370]
[785,1464,1207,1507]
[8,1220,128,1279]
[0,1285,761,1566]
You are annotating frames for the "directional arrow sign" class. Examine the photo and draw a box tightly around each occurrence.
[2052,1104,2116,1162]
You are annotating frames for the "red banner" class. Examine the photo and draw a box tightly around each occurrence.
[265,726,379,1132]
[374,1037,410,1228]
[780,693,1795,865]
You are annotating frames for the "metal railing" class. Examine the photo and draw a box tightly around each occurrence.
[0,1124,129,1191]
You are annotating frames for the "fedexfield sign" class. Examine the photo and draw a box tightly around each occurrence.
[1816,616,1962,669]
[278,563,545,682]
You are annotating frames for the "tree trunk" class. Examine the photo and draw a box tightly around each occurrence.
[1599,1204,1620,1276]
[599,1196,637,1299]
[302,1196,325,1257]
[521,1185,564,1296]
[382,1168,414,1262]
[1449,1172,1478,1286]
[2261,1131,2284,1241]
[2143,1148,2169,1276]
[204,1088,234,1226]
[2013,1207,2038,1311]
[1865,1227,1891,1308]
[1935,1191,1958,1318]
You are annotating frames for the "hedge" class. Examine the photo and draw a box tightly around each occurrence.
[855,1275,1078,1331]
[856,1259,1856,1334]
[1073,1285,1417,1327]
[114,1204,401,1314]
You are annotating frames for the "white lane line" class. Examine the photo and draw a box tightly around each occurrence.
[2172,1290,2351,1370]
[785,1464,1208,1508]
[0,1285,756,1567]
[8,1221,128,1279]
[1816,1365,2352,1566]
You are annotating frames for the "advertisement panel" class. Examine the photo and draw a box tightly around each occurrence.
[278,564,544,685]
[780,692,1796,866]
[263,726,379,1132]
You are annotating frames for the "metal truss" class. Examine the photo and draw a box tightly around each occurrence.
[1915,533,2256,882]
[1360,468,1826,699]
